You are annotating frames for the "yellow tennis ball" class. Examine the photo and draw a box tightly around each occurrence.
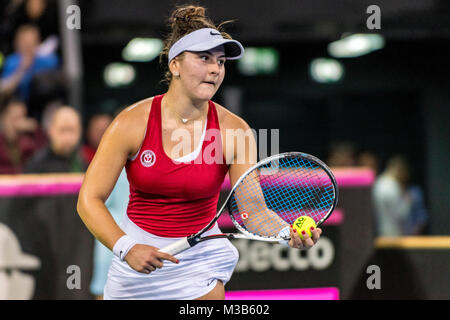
[293,216,317,240]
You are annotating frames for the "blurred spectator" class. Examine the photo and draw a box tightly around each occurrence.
[327,141,356,167]
[17,0,58,40]
[372,155,428,236]
[81,113,113,164]
[0,97,46,174]
[40,99,61,131]
[1,0,59,53]
[357,150,379,174]
[24,105,86,173]
[403,185,428,235]
[0,24,59,103]
[28,70,68,123]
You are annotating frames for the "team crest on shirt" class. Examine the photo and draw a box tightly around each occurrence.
[141,150,156,167]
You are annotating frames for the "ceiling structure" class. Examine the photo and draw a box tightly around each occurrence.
[80,0,450,44]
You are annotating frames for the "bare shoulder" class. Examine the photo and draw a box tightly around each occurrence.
[116,97,153,122]
[106,97,154,157]
[213,101,251,131]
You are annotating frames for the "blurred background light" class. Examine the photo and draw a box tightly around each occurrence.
[328,34,385,58]
[310,58,344,83]
[122,38,163,62]
[238,47,279,76]
[103,63,136,87]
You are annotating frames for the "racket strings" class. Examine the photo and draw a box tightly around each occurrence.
[261,158,328,223]
[228,156,335,237]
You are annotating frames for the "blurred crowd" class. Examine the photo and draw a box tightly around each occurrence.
[0,0,115,176]
[0,1,119,299]
[327,142,428,237]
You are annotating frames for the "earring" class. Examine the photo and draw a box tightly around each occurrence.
[174,72,180,77]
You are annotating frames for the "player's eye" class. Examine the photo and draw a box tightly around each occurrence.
[200,55,209,62]
[218,59,226,66]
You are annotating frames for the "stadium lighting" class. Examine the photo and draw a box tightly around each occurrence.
[328,34,385,58]
[237,47,279,76]
[309,58,344,83]
[122,38,163,62]
[104,63,136,87]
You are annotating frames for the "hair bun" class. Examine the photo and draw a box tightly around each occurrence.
[170,5,206,28]
[160,4,234,85]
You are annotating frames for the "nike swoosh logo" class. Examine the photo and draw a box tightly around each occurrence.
[210,31,221,36]
[120,250,123,258]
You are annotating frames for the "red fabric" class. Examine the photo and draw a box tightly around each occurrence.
[81,144,96,164]
[125,94,228,237]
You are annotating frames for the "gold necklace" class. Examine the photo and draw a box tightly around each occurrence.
[162,98,207,124]
[172,107,206,124]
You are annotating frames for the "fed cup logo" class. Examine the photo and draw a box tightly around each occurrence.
[141,150,156,167]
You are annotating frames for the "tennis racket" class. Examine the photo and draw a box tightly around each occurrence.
[159,152,338,256]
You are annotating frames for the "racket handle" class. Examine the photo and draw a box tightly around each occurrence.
[159,237,191,256]
[277,226,291,247]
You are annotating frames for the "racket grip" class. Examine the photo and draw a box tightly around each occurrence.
[159,237,191,256]
[277,226,291,247]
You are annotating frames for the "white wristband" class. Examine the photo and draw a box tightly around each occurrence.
[113,235,138,261]
[277,226,291,247]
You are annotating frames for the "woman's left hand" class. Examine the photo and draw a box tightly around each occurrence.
[288,225,322,249]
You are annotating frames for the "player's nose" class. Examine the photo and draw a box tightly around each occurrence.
[208,59,220,74]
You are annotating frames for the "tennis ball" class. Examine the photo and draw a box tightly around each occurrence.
[293,216,317,240]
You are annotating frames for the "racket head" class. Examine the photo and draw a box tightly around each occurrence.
[226,152,338,240]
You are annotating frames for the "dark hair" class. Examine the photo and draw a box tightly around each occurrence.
[159,4,234,85]
[0,96,26,116]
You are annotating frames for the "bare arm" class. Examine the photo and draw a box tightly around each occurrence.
[77,110,133,250]
[77,101,178,272]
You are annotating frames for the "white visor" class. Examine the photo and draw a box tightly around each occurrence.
[168,28,244,64]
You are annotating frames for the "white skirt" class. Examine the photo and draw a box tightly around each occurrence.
[103,215,239,300]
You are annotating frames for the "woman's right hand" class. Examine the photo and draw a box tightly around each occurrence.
[124,244,179,274]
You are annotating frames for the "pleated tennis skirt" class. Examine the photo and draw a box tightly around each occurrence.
[103,215,239,300]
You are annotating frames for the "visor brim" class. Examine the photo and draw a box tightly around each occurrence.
[183,39,244,60]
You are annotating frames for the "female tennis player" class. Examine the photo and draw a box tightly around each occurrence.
[77,4,322,300]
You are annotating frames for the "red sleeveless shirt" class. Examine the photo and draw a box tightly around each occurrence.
[125,94,229,237]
